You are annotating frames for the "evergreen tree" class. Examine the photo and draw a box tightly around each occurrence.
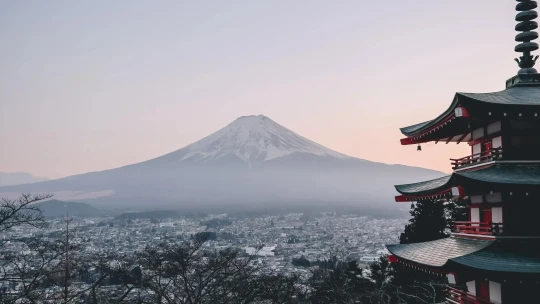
[291,256,311,267]
[399,199,448,244]
[445,198,469,229]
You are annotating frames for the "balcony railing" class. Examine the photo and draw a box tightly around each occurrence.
[451,148,503,170]
[447,286,492,304]
[451,222,503,236]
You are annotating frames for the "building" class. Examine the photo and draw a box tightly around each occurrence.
[359,254,380,263]
[386,2,540,303]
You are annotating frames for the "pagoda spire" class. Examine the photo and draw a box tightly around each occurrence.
[515,0,540,73]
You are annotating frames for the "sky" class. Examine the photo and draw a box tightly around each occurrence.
[0,1,521,179]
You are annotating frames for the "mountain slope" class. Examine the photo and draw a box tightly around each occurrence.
[138,115,348,168]
[35,200,103,218]
[0,172,48,186]
[0,115,445,211]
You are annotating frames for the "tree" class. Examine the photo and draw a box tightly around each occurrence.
[104,236,301,304]
[365,256,446,304]
[0,213,119,304]
[399,199,448,244]
[308,261,368,304]
[394,199,453,303]
[292,256,311,268]
[0,193,50,233]
[445,198,468,229]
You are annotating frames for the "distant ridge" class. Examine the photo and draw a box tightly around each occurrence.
[0,172,48,186]
[0,115,445,213]
[34,200,103,218]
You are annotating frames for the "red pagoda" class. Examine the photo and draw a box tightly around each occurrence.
[386,1,540,303]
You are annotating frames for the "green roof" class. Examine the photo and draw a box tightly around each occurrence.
[400,86,540,137]
[395,163,540,197]
[395,175,452,196]
[459,86,540,106]
[449,239,540,273]
[456,164,540,185]
[387,238,540,274]
[400,120,438,136]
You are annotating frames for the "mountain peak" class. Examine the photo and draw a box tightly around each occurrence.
[236,114,267,120]
[174,115,349,164]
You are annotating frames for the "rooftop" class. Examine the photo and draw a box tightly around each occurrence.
[394,163,540,199]
[386,237,492,268]
[400,86,540,143]
[387,237,540,273]
[449,238,540,273]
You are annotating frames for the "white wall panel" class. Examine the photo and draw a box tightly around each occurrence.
[487,121,502,135]
[492,136,503,149]
[489,281,502,304]
[470,195,484,204]
[471,208,480,224]
[473,143,482,155]
[466,280,476,296]
[473,128,485,140]
[486,193,502,203]
[492,207,503,223]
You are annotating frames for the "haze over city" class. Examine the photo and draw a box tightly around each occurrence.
[0,1,517,179]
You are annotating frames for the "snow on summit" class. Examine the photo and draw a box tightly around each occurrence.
[180,115,349,163]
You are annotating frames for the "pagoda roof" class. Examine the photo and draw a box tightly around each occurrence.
[400,120,440,136]
[395,175,452,196]
[456,163,540,185]
[449,239,540,273]
[400,86,540,142]
[459,86,540,106]
[386,237,492,268]
[387,238,540,274]
[399,95,461,137]
[394,163,540,200]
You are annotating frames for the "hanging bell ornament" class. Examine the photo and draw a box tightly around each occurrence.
[417,144,422,151]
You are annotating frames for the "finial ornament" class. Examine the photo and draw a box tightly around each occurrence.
[515,0,540,72]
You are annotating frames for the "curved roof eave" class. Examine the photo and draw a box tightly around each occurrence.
[386,237,493,268]
[394,175,453,196]
[395,163,540,197]
[400,86,540,137]
[400,94,459,136]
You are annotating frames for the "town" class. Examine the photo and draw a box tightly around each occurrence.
[3,212,403,274]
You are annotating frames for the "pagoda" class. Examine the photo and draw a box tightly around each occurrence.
[386,1,540,303]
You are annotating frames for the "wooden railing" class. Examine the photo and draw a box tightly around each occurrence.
[446,286,492,304]
[451,222,503,236]
[451,148,502,169]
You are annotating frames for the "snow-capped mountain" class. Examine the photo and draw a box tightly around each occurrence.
[178,115,347,164]
[0,115,445,213]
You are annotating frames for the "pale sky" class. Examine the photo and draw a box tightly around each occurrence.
[0,1,520,179]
